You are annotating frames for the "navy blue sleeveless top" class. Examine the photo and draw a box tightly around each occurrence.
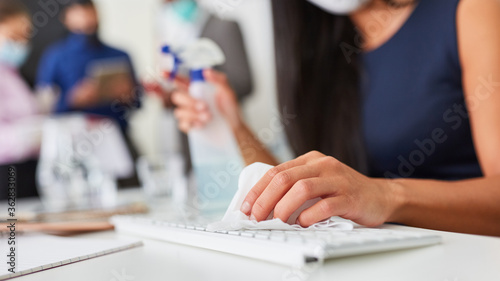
[361,0,483,180]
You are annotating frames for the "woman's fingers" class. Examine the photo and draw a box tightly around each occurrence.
[240,151,323,216]
[172,90,211,132]
[174,76,190,92]
[273,177,335,223]
[171,91,209,116]
[162,71,190,87]
[179,121,192,133]
[296,196,350,227]
[250,165,320,221]
[204,69,230,91]
[174,108,211,124]
[241,156,311,216]
[171,91,199,108]
[173,106,211,133]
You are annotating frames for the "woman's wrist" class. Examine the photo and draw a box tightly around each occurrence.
[229,110,246,133]
[380,178,407,224]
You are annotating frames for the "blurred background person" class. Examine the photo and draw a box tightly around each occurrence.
[146,0,253,172]
[36,0,140,135]
[0,0,43,198]
[36,0,141,186]
[157,0,253,101]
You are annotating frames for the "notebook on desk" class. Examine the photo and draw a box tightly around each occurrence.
[0,235,142,280]
[0,202,149,236]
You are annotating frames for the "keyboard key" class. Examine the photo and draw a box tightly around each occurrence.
[240,232,255,238]
[254,234,270,240]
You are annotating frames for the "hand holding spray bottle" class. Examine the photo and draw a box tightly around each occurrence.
[165,38,243,213]
[159,45,182,92]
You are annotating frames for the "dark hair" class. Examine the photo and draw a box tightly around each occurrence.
[69,0,94,5]
[272,0,367,172]
[0,0,28,23]
[66,0,95,8]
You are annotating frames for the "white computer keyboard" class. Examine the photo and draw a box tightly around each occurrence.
[111,216,442,267]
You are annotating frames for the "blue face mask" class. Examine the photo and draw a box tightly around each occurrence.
[172,0,199,23]
[0,39,30,68]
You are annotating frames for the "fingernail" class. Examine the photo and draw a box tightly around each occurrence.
[250,214,256,221]
[241,201,251,214]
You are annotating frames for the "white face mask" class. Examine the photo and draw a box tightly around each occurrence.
[307,0,370,15]
[0,39,29,68]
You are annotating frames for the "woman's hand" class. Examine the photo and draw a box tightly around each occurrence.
[142,73,190,108]
[171,69,242,133]
[240,151,402,227]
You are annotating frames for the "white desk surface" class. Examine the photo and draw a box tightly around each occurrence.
[10,191,500,281]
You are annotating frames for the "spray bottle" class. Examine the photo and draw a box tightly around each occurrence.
[159,45,182,91]
[180,38,243,214]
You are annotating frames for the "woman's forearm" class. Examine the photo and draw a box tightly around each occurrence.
[232,122,279,166]
[387,176,500,236]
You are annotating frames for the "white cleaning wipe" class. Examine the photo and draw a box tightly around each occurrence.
[207,163,353,232]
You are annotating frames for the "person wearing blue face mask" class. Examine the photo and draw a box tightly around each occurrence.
[36,0,142,187]
[36,0,141,133]
[155,0,253,102]
[158,0,207,52]
[173,0,500,236]
[0,28,29,69]
[0,0,45,198]
[149,0,253,172]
